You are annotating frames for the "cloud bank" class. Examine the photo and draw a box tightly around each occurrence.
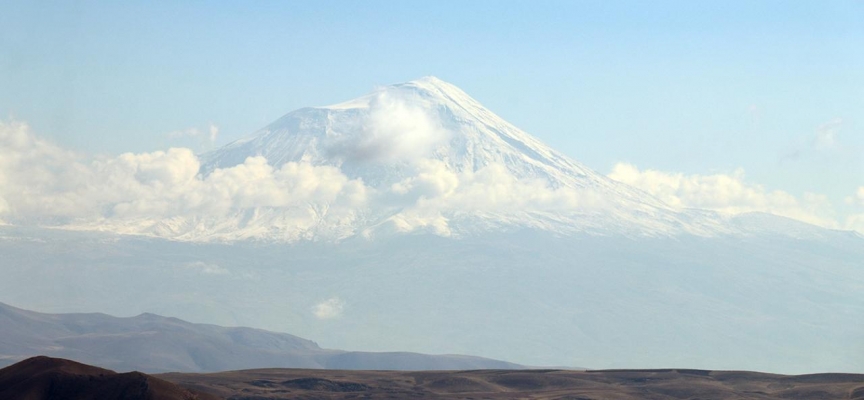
[0,119,602,238]
[0,120,367,236]
[608,163,841,229]
[382,159,599,235]
[1,119,860,238]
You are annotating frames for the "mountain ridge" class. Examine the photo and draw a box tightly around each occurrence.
[0,301,523,373]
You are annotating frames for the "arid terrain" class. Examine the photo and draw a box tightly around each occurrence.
[0,357,218,400]
[4,356,864,399]
[160,367,864,400]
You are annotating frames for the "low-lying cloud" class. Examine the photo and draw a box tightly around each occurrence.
[2,119,861,238]
[608,163,839,229]
[0,120,367,234]
[382,159,600,235]
[0,118,597,238]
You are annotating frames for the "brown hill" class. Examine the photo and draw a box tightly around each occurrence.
[0,356,219,400]
[4,356,864,399]
[160,367,864,400]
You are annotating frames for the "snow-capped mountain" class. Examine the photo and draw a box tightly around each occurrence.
[35,76,838,241]
[187,76,747,241]
[204,77,620,190]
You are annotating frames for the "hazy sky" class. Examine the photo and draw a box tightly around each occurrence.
[1,1,863,228]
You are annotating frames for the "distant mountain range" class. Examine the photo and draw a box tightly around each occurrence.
[0,301,521,373]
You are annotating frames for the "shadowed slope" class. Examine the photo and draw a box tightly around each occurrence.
[0,356,218,400]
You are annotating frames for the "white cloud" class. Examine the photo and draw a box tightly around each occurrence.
[846,214,864,232]
[845,187,864,234]
[608,163,838,228]
[380,159,602,235]
[843,187,864,206]
[208,124,219,143]
[0,120,368,234]
[326,91,450,164]
[312,297,344,319]
[3,119,590,238]
[3,119,859,238]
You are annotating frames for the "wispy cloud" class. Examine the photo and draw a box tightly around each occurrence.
[813,118,842,151]
[780,117,847,163]
[167,123,220,149]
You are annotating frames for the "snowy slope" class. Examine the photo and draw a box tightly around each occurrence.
[189,77,749,241]
[51,77,844,242]
[205,77,624,190]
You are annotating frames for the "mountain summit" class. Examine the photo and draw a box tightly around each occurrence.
[204,76,638,194]
[193,77,739,241]
[204,76,608,186]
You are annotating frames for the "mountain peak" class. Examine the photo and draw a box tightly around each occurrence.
[203,76,608,187]
[400,75,466,96]
[192,76,703,241]
[319,76,475,112]
[412,75,447,84]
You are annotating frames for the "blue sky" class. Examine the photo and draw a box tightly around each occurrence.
[1,1,863,225]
